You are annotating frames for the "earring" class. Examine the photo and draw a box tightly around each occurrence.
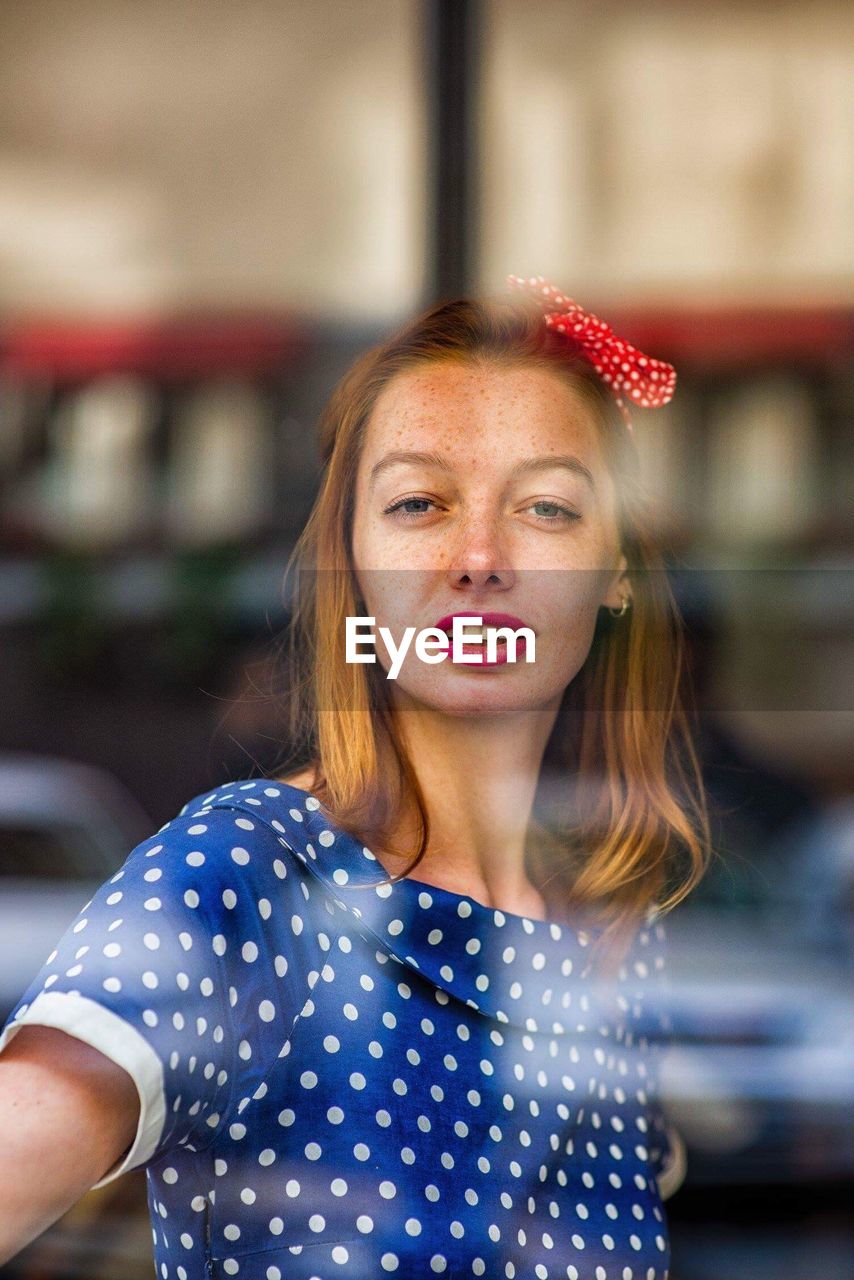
[608,595,631,618]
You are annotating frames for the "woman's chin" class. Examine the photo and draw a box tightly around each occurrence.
[389,670,565,720]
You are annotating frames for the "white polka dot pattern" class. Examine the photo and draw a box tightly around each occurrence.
[0,778,676,1280]
[507,274,677,432]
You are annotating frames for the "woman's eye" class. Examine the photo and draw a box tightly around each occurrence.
[528,501,581,524]
[383,497,438,521]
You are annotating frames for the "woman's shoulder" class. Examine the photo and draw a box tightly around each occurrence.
[145,776,316,882]
[174,771,316,822]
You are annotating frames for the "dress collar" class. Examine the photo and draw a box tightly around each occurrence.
[187,778,641,1037]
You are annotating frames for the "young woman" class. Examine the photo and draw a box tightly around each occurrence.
[0,277,708,1280]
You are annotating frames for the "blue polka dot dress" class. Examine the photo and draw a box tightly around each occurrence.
[0,778,681,1280]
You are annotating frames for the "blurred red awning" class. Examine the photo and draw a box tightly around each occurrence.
[1,306,851,381]
[0,314,309,380]
[596,303,854,370]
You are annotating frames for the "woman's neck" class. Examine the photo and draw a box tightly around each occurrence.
[379,698,562,918]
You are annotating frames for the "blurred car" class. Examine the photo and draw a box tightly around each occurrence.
[0,752,154,1024]
[649,838,854,1188]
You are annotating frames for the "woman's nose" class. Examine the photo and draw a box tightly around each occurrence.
[443,515,516,590]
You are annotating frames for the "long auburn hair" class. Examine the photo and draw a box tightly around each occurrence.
[268,292,710,975]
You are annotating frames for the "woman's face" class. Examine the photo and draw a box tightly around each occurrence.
[350,360,629,718]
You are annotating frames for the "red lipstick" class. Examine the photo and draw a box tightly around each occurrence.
[433,612,533,666]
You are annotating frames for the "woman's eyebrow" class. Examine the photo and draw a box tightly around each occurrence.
[508,454,596,490]
[369,451,595,491]
[369,450,451,488]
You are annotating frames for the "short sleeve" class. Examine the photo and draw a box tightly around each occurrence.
[0,806,276,1189]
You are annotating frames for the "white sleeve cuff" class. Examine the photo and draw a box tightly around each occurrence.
[0,989,166,1190]
[656,1123,687,1200]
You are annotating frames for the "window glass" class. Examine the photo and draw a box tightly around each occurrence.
[479,0,854,304]
[0,0,424,321]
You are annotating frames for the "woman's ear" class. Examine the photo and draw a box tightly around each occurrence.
[602,553,631,611]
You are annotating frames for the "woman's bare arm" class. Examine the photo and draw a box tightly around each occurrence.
[0,1024,141,1265]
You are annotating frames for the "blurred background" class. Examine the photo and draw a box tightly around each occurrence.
[0,1,852,1277]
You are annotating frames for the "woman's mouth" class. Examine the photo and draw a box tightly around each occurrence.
[433,614,534,668]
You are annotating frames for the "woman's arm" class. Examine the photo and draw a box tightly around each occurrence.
[0,1024,140,1266]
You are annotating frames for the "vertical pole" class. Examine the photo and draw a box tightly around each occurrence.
[423,0,481,304]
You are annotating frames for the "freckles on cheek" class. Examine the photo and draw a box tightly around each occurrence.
[357,521,424,573]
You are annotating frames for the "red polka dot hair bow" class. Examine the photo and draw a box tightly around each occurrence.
[507,274,677,431]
